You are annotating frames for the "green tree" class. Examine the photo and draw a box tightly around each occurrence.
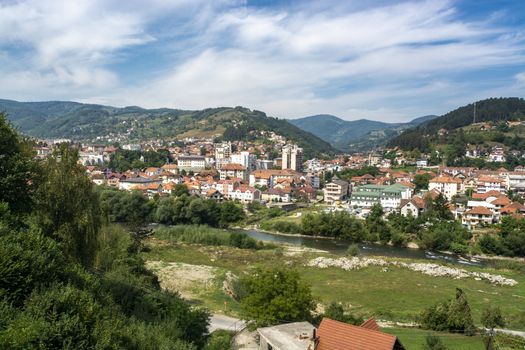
[366,204,391,243]
[324,301,363,325]
[423,335,448,350]
[420,288,476,336]
[173,183,190,197]
[238,267,316,329]
[413,173,432,192]
[481,305,505,329]
[0,112,37,216]
[35,145,101,267]
[219,201,245,227]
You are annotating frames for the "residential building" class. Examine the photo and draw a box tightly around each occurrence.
[231,151,256,172]
[506,172,525,195]
[476,176,505,194]
[428,175,463,200]
[219,163,247,181]
[214,141,231,162]
[282,144,303,172]
[462,206,495,229]
[350,184,412,210]
[399,196,426,218]
[177,155,206,173]
[161,164,179,175]
[257,322,315,350]
[262,188,291,203]
[229,186,261,203]
[119,177,162,191]
[316,318,405,350]
[323,178,350,204]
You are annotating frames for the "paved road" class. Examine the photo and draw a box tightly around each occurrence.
[209,314,246,333]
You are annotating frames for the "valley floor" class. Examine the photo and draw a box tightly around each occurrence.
[142,236,525,349]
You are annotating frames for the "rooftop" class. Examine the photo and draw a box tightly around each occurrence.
[257,321,315,350]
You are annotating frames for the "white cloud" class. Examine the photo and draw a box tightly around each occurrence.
[516,72,525,86]
[0,0,524,121]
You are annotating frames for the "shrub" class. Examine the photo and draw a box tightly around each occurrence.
[346,244,359,257]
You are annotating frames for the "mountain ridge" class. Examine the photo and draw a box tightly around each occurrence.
[289,113,438,151]
[388,97,525,151]
[0,99,337,158]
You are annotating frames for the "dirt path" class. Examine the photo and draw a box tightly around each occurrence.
[145,261,218,298]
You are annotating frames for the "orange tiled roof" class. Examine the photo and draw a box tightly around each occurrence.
[316,318,399,350]
[501,202,525,214]
[490,196,511,206]
[361,319,381,332]
[472,190,504,200]
[220,163,246,171]
[478,176,503,183]
[430,176,462,184]
[465,206,494,216]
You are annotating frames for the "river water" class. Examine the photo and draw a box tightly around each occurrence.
[243,229,484,267]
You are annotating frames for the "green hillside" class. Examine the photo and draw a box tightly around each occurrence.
[389,97,525,151]
[0,99,336,158]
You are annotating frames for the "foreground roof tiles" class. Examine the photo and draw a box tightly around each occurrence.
[316,318,401,350]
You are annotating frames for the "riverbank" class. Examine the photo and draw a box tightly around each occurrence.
[142,236,525,331]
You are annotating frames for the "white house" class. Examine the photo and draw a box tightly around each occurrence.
[428,176,463,200]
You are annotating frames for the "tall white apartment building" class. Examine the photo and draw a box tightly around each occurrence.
[282,144,303,172]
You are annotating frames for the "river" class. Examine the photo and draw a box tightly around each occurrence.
[242,229,484,267]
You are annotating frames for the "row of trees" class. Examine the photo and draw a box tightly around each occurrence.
[98,187,245,230]
[0,113,213,349]
[478,216,525,257]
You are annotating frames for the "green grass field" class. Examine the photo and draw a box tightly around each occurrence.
[383,327,484,349]
[142,235,525,349]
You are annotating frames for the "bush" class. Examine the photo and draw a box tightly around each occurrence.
[204,330,233,350]
[155,225,265,249]
[324,301,363,325]
[423,335,448,350]
[420,288,476,336]
[346,244,359,257]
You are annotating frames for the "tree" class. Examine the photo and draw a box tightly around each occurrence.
[0,113,37,215]
[35,145,102,267]
[238,267,316,329]
[424,193,453,220]
[366,204,391,243]
[423,335,448,350]
[324,302,363,325]
[173,183,190,197]
[481,305,505,330]
[420,288,476,336]
[219,201,245,227]
[413,173,432,192]
[481,306,505,350]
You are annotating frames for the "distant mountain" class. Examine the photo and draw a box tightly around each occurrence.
[388,97,525,151]
[0,99,337,158]
[289,114,437,151]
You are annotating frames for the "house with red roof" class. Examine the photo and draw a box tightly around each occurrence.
[462,206,495,229]
[256,318,404,350]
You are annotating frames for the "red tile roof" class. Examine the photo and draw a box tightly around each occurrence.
[465,206,494,216]
[220,163,246,171]
[360,319,381,332]
[316,318,400,350]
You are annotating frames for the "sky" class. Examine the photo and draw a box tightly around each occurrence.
[0,0,524,122]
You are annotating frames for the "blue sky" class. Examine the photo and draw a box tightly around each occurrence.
[0,0,524,122]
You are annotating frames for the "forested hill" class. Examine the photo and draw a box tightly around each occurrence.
[290,114,437,151]
[388,97,525,151]
[0,99,336,158]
